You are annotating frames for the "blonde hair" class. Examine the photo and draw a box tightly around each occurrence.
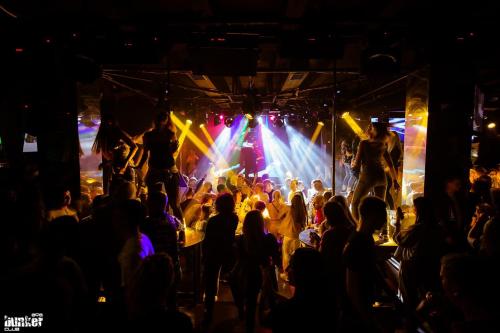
[272,190,282,202]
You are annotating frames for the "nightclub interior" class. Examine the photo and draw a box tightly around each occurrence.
[1,1,500,333]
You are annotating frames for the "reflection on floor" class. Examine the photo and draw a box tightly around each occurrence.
[179,276,293,333]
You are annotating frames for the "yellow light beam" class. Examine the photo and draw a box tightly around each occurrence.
[341,112,368,140]
[200,124,216,147]
[310,122,324,144]
[174,120,192,159]
[171,113,216,161]
[200,125,228,167]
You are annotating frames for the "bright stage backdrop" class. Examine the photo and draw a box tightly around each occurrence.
[193,115,332,186]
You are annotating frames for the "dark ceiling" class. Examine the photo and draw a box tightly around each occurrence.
[3,0,500,116]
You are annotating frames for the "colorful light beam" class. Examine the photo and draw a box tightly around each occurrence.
[341,112,368,140]
[170,113,216,161]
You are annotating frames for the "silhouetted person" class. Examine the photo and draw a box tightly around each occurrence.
[467,203,494,252]
[202,193,239,324]
[394,197,446,312]
[230,210,278,332]
[141,111,183,221]
[114,200,154,304]
[141,189,181,307]
[440,254,500,333]
[127,254,193,333]
[319,201,355,315]
[268,248,329,333]
[46,187,78,223]
[351,122,399,221]
[342,196,387,332]
[92,112,137,195]
[436,176,468,252]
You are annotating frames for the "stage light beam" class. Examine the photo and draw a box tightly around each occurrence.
[170,113,216,161]
[309,121,324,144]
[199,123,228,167]
[174,119,192,159]
[341,112,368,139]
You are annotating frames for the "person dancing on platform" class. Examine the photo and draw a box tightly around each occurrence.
[350,122,399,221]
[92,111,137,195]
[140,111,183,221]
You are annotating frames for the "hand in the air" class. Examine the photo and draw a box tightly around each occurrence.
[393,180,400,191]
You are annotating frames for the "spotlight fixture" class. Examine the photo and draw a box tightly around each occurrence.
[304,117,312,128]
[248,118,258,128]
[317,121,325,126]
[224,116,235,128]
[272,116,284,128]
[487,122,496,129]
[187,119,193,125]
[214,114,221,126]
[245,113,254,120]
[199,124,205,128]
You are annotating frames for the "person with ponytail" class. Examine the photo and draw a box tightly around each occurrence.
[92,107,138,195]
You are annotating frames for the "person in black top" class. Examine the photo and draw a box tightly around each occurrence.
[268,248,329,333]
[140,188,181,308]
[385,130,403,210]
[394,197,446,312]
[342,196,387,332]
[140,111,183,221]
[127,253,193,333]
[350,122,399,221]
[319,201,355,316]
[230,210,279,332]
[202,193,239,325]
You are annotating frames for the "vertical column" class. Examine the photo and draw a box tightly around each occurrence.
[424,54,475,202]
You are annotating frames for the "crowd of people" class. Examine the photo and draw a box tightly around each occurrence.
[2,111,500,333]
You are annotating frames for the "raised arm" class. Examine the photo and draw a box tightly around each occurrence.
[118,129,138,170]
[351,140,364,172]
[137,134,150,170]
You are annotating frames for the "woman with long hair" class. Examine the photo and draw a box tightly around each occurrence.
[139,111,183,221]
[267,190,287,238]
[330,195,358,228]
[92,108,137,195]
[350,122,399,220]
[341,139,355,192]
[230,210,278,332]
[280,193,307,279]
